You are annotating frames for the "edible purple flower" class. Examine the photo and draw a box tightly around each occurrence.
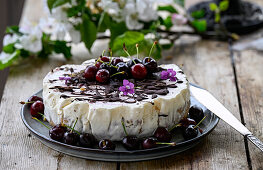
[59,76,71,84]
[161,69,177,81]
[119,79,135,95]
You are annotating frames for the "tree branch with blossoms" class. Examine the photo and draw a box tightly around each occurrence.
[0,0,233,70]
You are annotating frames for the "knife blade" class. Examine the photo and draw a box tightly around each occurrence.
[190,84,263,152]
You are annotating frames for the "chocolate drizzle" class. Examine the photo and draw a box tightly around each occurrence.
[49,66,185,104]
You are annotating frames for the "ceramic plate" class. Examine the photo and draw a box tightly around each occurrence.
[21,85,219,162]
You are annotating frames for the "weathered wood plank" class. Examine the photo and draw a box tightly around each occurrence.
[121,41,249,169]
[0,0,116,169]
[234,50,263,169]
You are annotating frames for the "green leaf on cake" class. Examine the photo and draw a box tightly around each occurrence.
[80,13,97,51]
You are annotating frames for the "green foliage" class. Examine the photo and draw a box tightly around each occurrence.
[191,20,207,32]
[0,50,20,70]
[108,21,128,47]
[191,9,205,19]
[174,0,184,7]
[219,0,229,11]
[209,3,218,11]
[48,0,69,11]
[209,0,229,23]
[6,26,21,35]
[112,31,144,52]
[3,43,15,54]
[158,5,178,13]
[163,16,173,30]
[80,13,97,51]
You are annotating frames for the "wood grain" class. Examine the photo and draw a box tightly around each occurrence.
[120,41,249,169]
[0,0,116,169]
[234,50,263,169]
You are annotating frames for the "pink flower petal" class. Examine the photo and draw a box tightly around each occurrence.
[123,79,129,86]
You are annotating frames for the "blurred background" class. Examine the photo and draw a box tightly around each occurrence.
[0,0,25,100]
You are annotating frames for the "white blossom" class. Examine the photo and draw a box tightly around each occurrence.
[19,26,43,53]
[3,34,19,46]
[172,14,187,25]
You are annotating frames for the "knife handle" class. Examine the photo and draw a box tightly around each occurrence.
[246,134,263,152]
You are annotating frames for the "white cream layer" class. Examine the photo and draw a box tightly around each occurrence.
[43,59,190,141]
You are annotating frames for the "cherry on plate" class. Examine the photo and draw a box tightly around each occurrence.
[189,106,204,123]
[183,125,198,140]
[127,58,142,67]
[30,101,44,118]
[122,136,140,150]
[142,137,157,149]
[98,139,116,150]
[153,127,172,142]
[112,58,123,66]
[79,133,96,148]
[49,124,67,142]
[63,131,80,146]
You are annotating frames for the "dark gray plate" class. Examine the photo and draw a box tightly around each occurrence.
[21,86,219,162]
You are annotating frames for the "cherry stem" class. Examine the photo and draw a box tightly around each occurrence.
[110,71,125,77]
[20,101,34,104]
[194,115,207,129]
[121,118,128,136]
[97,58,118,68]
[102,50,106,56]
[156,142,176,146]
[38,112,46,121]
[64,124,81,135]
[123,43,136,65]
[168,123,182,132]
[32,117,51,130]
[149,41,158,58]
[109,48,112,57]
[136,44,139,59]
[71,117,78,133]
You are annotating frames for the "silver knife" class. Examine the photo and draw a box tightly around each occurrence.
[190,84,263,152]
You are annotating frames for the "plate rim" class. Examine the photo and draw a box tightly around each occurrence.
[20,84,219,155]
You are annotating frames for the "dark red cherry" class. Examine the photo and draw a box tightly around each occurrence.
[96,69,110,83]
[153,127,172,142]
[183,125,198,140]
[131,63,147,79]
[63,131,80,145]
[49,124,67,142]
[114,62,129,79]
[101,56,110,62]
[112,58,123,66]
[84,65,98,81]
[99,63,111,71]
[98,139,116,150]
[179,117,197,128]
[28,95,43,103]
[189,106,204,123]
[127,58,142,67]
[122,136,140,150]
[143,57,157,73]
[30,101,44,118]
[95,61,102,68]
[79,133,96,148]
[142,137,157,149]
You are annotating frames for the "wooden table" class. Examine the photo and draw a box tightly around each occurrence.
[0,0,262,169]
